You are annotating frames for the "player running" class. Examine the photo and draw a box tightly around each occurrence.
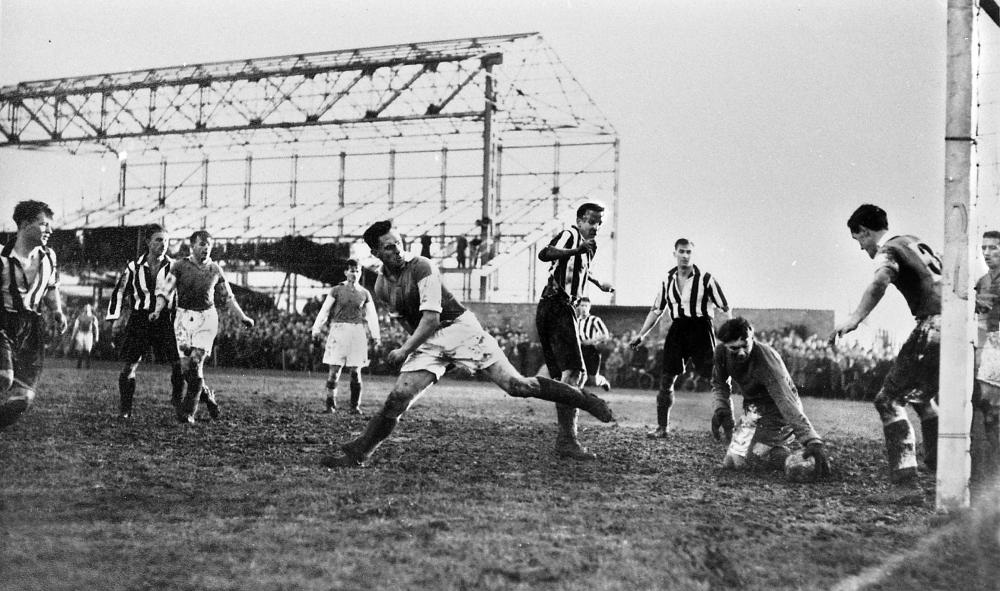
[320,220,614,468]
[151,230,254,424]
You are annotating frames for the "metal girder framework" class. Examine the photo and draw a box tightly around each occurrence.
[2,32,619,303]
[59,141,619,241]
[0,32,616,154]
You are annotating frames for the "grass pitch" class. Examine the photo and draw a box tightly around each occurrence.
[1,361,997,590]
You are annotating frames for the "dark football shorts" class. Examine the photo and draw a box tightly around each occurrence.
[877,314,940,406]
[662,316,717,378]
[581,344,603,376]
[0,311,45,389]
[119,310,180,364]
[535,292,584,377]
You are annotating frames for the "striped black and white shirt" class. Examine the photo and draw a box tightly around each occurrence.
[653,265,728,320]
[0,242,60,315]
[577,313,610,344]
[106,254,174,320]
[544,225,592,302]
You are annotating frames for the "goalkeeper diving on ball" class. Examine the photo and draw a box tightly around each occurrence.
[710,317,831,481]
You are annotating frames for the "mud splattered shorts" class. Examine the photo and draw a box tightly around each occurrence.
[174,307,219,356]
[876,314,940,408]
[401,312,504,380]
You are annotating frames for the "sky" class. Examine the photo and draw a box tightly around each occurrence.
[1,0,995,343]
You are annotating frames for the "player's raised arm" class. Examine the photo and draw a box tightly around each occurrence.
[539,229,591,261]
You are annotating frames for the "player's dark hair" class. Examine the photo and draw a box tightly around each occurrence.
[13,200,54,227]
[847,204,888,233]
[674,238,693,250]
[578,296,591,303]
[984,230,1000,242]
[189,230,212,244]
[717,317,753,342]
[363,220,394,251]
[345,258,360,269]
[575,201,604,221]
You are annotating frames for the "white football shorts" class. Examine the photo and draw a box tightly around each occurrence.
[73,332,94,353]
[174,307,219,355]
[323,322,370,367]
[400,311,505,379]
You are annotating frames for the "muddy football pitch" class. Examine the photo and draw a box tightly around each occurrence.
[2,360,997,590]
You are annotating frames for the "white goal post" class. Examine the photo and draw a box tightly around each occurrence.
[938,0,1000,511]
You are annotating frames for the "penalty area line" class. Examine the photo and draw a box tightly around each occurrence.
[828,517,962,591]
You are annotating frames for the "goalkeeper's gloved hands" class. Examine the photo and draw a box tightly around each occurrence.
[711,408,735,443]
[803,439,831,480]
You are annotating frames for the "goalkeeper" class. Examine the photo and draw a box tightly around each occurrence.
[710,317,830,478]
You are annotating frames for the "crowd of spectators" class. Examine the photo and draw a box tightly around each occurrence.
[47,299,895,400]
[753,327,895,401]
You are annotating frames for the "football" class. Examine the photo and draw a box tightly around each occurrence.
[785,451,821,482]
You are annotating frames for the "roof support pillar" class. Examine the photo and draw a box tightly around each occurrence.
[479,53,502,300]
